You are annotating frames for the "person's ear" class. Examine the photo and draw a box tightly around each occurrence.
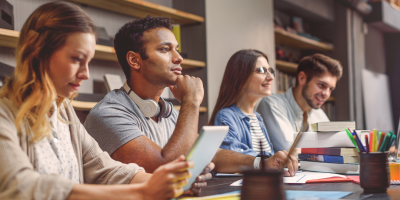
[298,71,307,86]
[126,51,142,70]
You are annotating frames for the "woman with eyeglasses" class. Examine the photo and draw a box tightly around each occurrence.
[209,49,297,173]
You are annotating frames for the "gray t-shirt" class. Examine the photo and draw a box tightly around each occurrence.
[84,88,179,155]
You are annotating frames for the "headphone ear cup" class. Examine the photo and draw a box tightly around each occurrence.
[140,99,159,118]
[158,97,173,118]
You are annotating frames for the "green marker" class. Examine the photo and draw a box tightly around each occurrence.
[345,129,359,152]
[379,133,391,152]
[387,133,396,151]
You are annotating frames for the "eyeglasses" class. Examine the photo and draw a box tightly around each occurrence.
[255,67,275,78]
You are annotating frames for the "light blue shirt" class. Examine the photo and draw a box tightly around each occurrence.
[214,104,274,157]
[256,88,330,152]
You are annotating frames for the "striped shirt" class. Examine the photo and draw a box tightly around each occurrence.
[247,114,272,154]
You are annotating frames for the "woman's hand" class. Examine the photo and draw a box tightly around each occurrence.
[141,155,193,200]
[264,150,298,177]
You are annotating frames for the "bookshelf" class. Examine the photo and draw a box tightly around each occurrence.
[71,100,207,112]
[274,28,334,51]
[274,20,335,120]
[69,0,204,25]
[0,28,205,69]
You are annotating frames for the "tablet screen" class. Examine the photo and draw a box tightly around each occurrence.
[182,126,229,191]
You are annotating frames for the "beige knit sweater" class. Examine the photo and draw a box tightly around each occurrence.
[0,97,144,200]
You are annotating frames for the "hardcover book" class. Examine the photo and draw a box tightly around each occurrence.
[300,161,359,174]
[301,148,358,156]
[311,121,355,132]
[298,154,359,164]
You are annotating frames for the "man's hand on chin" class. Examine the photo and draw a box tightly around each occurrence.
[183,162,214,196]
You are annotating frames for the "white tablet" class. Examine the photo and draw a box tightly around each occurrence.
[182,126,229,191]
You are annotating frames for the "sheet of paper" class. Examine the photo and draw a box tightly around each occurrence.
[179,190,352,200]
[230,172,346,186]
[286,190,352,199]
[230,179,242,186]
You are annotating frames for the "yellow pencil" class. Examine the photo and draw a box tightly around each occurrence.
[372,129,377,152]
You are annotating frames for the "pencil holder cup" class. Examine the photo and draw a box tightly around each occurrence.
[359,152,390,193]
[240,168,286,200]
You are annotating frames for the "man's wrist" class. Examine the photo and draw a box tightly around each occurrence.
[181,100,201,109]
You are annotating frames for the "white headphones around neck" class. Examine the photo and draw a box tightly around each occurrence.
[122,82,173,118]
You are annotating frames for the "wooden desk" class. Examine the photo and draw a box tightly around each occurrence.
[193,176,400,199]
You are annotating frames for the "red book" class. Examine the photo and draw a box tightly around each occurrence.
[301,148,358,156]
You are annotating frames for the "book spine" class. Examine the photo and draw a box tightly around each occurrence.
[301,148,341,156]
[299,154,345,163]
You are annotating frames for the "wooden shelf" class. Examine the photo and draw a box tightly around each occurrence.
[173,105,207,113]
[71,100,207,112]
[181,59,206,68]
[69,0,204,25]
[0,28,205,69]
[276,60,297,74]
[0,28,18,48]
[274,28,334,51]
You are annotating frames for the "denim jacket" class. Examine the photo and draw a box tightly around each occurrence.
[214,104,275,157]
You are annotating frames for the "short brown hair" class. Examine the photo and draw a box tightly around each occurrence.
[296,53,343,85]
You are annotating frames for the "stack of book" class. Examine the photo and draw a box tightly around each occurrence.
[299,121,360,174]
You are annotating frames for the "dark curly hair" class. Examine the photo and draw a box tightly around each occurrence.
[114,15,173,78]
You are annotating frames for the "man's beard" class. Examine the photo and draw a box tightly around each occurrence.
[301,83,321,109]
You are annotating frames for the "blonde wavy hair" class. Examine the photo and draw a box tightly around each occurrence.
[0,1,95,142]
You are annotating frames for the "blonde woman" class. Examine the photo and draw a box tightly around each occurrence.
[0,2,192,199]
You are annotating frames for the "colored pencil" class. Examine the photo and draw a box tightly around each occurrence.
[345,128,359,152]
[373,129,378,152]
[387,134,397,151]
[379,133,391,152]
[353,135,363,152]
[365,135,370,153]
[369,131,373,152]
[377,132,386,151]
[282,130,302,168]
[353,130,366,152]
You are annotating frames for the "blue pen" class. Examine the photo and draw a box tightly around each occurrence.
[353,130,366,152]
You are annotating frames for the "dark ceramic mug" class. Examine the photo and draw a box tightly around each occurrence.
[240,168,286,200]
[359,152,390,193]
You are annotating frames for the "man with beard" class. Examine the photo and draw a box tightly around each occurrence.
[256,54,343,152]
[84,16,298,195]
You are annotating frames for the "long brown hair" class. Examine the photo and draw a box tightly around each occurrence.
[0,1,95,141]
[209,49,269,125]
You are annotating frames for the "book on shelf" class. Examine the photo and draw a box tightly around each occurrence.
[300,161,359,174]
[301,147,358,156]
[311,121,356,132]
[171,24,181,53]
[276,69,296,92]
[298,154,359,164]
